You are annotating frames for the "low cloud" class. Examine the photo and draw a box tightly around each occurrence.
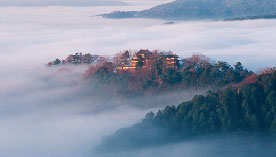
[0,65,146,156]
[0,63,204,156]
[1,5,276,157]
[1,7,276,70]
[95,136,276,157]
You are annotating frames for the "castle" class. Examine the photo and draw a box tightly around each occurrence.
[48,49,179,71]
[117,49,179,70]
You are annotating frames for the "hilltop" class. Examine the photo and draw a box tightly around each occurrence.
[48,49,252,97]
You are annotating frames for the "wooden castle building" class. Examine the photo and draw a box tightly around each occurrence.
[117,49,179,70]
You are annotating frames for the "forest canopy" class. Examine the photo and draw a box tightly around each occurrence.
[98,69,276,151]
[83,50,252,96]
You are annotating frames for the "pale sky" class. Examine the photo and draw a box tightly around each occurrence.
[0,0,128,6]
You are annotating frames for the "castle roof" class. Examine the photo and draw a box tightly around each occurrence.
[137,49,151,54]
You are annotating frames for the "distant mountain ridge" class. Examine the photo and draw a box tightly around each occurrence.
[103,0,276,20]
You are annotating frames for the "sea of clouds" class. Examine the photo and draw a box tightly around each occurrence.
[1,2,276,156]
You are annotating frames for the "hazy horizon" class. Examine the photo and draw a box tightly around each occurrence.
[0,0,127,6]
[1,6,276,71]
[0,0,173,6]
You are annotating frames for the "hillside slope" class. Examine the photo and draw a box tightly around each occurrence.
[103,0,276,20]
[97,69,276,151]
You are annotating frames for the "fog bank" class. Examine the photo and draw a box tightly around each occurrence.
[1,7,276,71]
[95,136,276,157]
[1,4,276,157]
[0,63,205,157]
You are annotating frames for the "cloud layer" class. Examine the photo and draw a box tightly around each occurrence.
[1,6,276,70]
[1,5,276,157]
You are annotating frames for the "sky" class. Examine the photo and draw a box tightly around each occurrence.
[1,2,276,157]
[0,0,127,6]
[0,0,173,6]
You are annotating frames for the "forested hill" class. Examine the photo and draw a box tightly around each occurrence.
[84,52,251,97]
[103,0,276,20]
[48,51,252,97]
[98,69,276,151]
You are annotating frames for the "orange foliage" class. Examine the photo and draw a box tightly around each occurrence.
[259,67,275,75]
[144,50,159,68]
[82,64,101,79]
[185,53,210,67]
[113,50,132,68]
[241,73,258,85]
[82,61,110,78]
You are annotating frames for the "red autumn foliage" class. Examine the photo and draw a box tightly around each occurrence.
[240,73,258,85]
[82,61,108,78]
[259,67,275,75]
[185,53,210,67]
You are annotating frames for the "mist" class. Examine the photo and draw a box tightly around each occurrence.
[95,136,276,157]
[0,62,206,156]
[1,3,276,157]
[1,6,276,71]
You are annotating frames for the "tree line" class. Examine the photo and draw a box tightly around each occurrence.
[98,69,276,151]
[84,52,252,96]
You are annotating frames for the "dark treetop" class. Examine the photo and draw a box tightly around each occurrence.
[98,69,276,151]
